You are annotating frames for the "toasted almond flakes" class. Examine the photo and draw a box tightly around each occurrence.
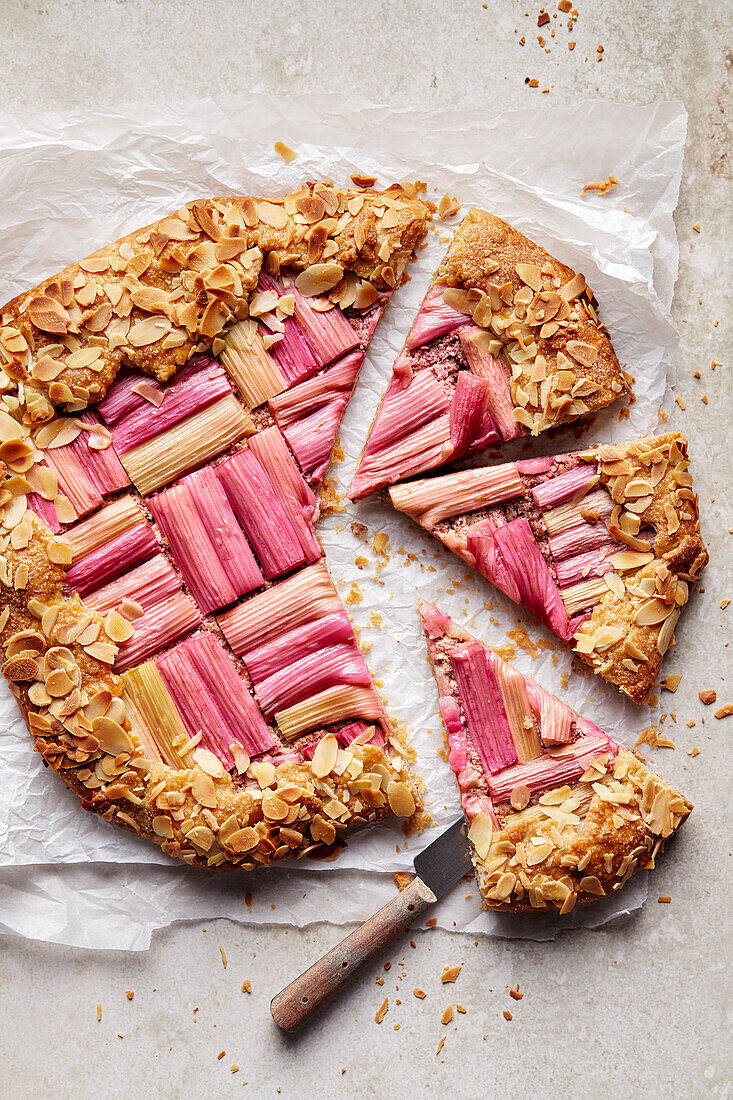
[699,690,717,705]
[274,141,297,163]
[441,965,462,984]
[375,997,389,1024]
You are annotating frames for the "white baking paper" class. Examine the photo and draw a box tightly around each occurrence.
[0,95,685,949]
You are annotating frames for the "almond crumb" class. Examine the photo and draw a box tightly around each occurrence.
[714,704,733,719]
[436,1036,446,1054]
[125,990,134,1001]
[217,1050,225,1061]
[441,965,462,984]
[219,944,227,969]
[509,986,523,1000]
[456,1003,467,1013]
[661,675,681,692]
[375,997,389,1024]
[658,896,671,904]
[273,141,297,163]
[699,690,717,705]
[413,988,427,999]
[426,917,437,928]
[231,1065,239,1074]
[96,1003,102,1022]
[438,194,461,219]
[241,980,251,993]
[503,1009,513,1021]
[441,1005,454,1025]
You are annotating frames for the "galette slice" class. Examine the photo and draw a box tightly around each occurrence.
[390,433,707,702]
[420,601,692,914]
[349,207,628,500]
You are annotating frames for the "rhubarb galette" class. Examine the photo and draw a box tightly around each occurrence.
[0,184,432,868]
[390,433,707,702]
[420,602,692,913]
[349,207,628,500]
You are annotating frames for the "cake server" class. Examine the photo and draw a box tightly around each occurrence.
[270,816,471,1031]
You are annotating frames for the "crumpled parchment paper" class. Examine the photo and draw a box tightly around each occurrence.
[0,95,685,949]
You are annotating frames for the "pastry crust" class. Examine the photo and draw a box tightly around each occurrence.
[421,602,692,914]
[389,432,707,702]
[571,433,707,701]
[0,184,431,870]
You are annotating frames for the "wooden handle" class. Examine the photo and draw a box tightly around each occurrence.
[270,876,436,1032]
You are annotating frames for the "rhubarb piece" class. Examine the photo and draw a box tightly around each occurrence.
[448,372,498,458]
[350,208,628,498]
[254,642,372,717]
[216,446,307,579]
[120,661,195,769]
[0,184,434,873]
[150,467,263,613]
[349,414,452,500]
[65,495,146,560]
[119,395,253,494]
[449,642,517,775]
[63,521,159,597]
[220,321,288,408]
[420,602,693,914]
[458,326,523,441]
[268,352,362,430]
[158,633,276,761]
[281,399,348,482]
[275,685,385,741]
[391,434,707,702]
[390,463,523,532]
[243,610,354,682]
[84,554,180,615]
[248,427,321,560]
[217,560,342,657]
[114,591,202,672]
[290,286,361,366]
[490,519,572,641]
[102,357,232,454]
[406,287,469,349]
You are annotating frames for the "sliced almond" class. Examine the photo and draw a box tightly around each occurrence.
[310,732,338,778]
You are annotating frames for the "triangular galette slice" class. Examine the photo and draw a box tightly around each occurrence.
[420,601,692,914]
[390,433,707,702]
[0,184,431,870]
[349,207,628,500]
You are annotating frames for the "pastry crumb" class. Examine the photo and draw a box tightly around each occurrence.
[441,965,462,983]
[582,175,619,196]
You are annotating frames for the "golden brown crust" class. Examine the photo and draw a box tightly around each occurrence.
[470,750,692,914]
[0,184,432,408]
[0,184,432,870]
[438,207,628,433]
[572,432,707,702]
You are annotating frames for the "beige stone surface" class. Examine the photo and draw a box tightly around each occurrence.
[0,1,731,1097]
